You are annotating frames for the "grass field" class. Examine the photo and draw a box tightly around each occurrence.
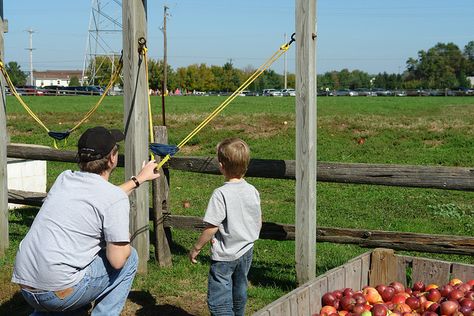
[1,95,474,315]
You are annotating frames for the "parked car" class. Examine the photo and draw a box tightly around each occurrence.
[269,90,283,97]
[355,88,376,97]
[263,89,277,96]
[15,85,44,96]
[281,88,296,96]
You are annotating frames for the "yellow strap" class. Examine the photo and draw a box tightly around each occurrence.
[155,39,292,170]
[0,62,50,133]
[0,58,123,144]
[69,58,123,132]
[141,47,156,162]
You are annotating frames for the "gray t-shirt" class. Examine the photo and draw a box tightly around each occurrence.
[12,170,130,291]
[203,179,261,261]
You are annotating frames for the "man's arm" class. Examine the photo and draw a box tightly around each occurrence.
[120,160,160,195]
[189,224,219,264]
[106,242,132,269]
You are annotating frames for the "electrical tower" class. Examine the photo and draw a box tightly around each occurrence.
[25,28,35,86]
[82,0,122,86]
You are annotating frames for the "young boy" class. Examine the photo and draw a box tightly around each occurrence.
[189,138,262,316]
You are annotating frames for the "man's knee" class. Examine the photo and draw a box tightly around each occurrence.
[127,247,139,269]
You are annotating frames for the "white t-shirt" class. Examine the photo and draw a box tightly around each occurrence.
[203,179,262,261]
[12,170,130,291]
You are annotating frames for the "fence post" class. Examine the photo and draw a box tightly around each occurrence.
[122,0,149,274]
[295,0,317,284]
[0,0,8,257]
[153,126,172,267]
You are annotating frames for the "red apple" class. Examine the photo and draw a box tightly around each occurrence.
[376,285,388,296]
[334,290,343,299]
[390,282,406,294]
[353,304,366,315]
[450,279,463,287]
[340,296,356,311]
[422,312,438,316]
[440,285,455,298]
[460,298,474,309]
[426,289,442,303]
[323,292,338,307]
[459,306,473,316]
[382,287,396,302]
[458,284,473,294]
[428,302,440,313]
[344,288,355,298]
[426,284,439,291]
[440,300,460,316]
[406,296,421,311]
[393,303,412,314]
[467,280,474,287]
[353,293,367,305]
[413,281,425,292]
[372,304,389,316]
[465,292,474,301]
[321,305,338,316]
[393,293,409,304]
[450,290,466,301]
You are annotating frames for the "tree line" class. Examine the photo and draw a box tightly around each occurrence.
[4,40,474,92]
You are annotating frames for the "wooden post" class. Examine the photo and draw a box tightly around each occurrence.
[0,0,8,257]
[295,0,317,284]
[122,0,149,274]
[152,126,172,267]
[369,248,398,286]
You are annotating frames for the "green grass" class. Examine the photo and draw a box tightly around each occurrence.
[2,95,474,315]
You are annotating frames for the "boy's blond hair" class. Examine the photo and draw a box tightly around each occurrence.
[217,138,250,178]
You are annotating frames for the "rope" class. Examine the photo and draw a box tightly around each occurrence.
[154,33,296,170]
[138,38,156,162]
[0,56,123,147]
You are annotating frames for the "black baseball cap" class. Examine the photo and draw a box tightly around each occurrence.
[77,126,125,161]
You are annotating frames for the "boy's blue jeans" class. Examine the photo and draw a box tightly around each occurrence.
[207,247,253,316]
[20,247,138,316]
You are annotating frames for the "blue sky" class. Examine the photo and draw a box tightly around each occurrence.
[2,0,473,76]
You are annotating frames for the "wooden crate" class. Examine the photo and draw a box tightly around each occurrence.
[253,248,474,316]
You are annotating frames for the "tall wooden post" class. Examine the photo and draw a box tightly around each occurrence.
[295,0,317,284]
[0,0,8,258]
[122,0,149,274]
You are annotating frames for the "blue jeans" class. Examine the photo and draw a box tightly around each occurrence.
[20,248,138,316]
[207,247,253,316]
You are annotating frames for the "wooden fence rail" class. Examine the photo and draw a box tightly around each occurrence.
[7,190,474,256]
[7,144,474,190]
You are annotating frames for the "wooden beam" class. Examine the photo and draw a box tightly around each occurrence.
[295,0,317,284]
[152,126,172,267]
[8,196,474,256]
[8,144,474,191]
[0,0,8,257]
[122,0,149,274]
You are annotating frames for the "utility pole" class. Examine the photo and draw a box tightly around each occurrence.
[162,5,169,96]
[25,28,35,86]
[161,5,169,126]
[284,33,288,89]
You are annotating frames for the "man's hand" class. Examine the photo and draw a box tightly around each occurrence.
[136,160,160,184]
[188,247,201,264]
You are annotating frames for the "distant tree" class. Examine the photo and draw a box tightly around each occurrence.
[405,42,469,89]
[86,56,122,87]
[148,59,175,91]
[5,61,27,86]
[69,76,80,86]
[464,41,474,75]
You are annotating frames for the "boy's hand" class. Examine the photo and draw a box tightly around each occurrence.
[188,247,200,264]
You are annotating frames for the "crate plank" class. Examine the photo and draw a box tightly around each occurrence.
[360,252,371,289]
[451,263,474,281]
[295,287,310,316]
[289,294,298,316]
[309,277,328,314]
[344,259,362,291]
[327,267,345,292]
[369,248,398,286]
[411,257,451,285]
[267,300,291,316]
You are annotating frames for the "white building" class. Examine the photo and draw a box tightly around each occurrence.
[32,70,85,87]
[468,76,474,88]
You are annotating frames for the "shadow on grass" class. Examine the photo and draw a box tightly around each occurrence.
[128,290,195,316]
[0,292,32,316]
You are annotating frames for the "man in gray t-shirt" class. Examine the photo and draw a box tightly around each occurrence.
[12,126,160,315]
[189,138,262,316]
